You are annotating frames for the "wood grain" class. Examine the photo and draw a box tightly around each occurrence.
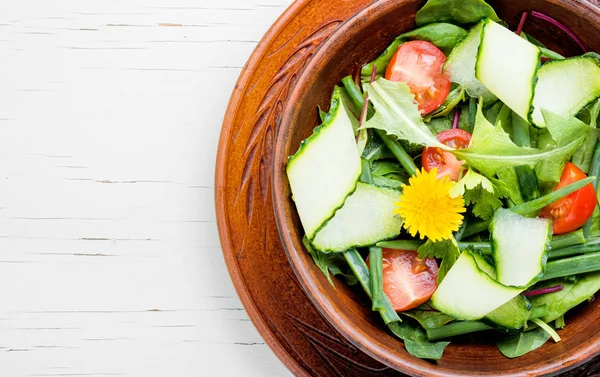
[0,0,293,376]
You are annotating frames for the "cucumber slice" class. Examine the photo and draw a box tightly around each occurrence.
[287,87,362,240]
[431,249,523,321]
[475,19,540,122]
[490,208,551,287]
[484,294,532,332]
[311,182,403,252]
[531,57,600,128]
[444,21,497,104]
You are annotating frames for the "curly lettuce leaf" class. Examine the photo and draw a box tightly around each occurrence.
[454,104,584,179]
[362,78,449,150]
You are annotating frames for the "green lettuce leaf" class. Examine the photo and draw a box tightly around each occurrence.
[454,104,584,179]
[536,110,592,182]
[362,78,449,150]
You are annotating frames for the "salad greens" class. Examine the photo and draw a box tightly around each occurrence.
[285,0,600,362]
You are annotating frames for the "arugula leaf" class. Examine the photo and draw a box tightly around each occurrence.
[454,103,584,180]
[361,23,467,81]
[536,110,592,181]
[388,322,450,360]
[463,183,505,220]
[497,328,551,358]
[362,79,449,149]
[543,109,592,146]
[415,0,500,26]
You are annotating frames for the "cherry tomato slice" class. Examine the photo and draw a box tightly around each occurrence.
[367,249,438,312]
[422,129,472,181]
[385,40,451,114]
[539,162,596,234]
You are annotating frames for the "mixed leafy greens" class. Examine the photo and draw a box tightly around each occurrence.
[286,0,600,361]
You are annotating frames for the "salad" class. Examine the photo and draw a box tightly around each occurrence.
[286,0,600,361]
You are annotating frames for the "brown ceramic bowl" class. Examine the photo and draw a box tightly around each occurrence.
[273,0,600,376]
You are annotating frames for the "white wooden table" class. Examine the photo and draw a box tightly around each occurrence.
[0,0,294,375]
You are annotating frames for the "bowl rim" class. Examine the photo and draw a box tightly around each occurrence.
[272,0,600,376]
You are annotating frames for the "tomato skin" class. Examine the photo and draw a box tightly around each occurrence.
[384,40,451,114]
[539,162,596,234]
[368,249,438,312]
[422,129,472,181]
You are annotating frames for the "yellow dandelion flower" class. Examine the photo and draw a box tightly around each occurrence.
[394,168,465,242]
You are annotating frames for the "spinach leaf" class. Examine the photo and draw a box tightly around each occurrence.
[438,243,461,283]
[362,79,449,149]
[361,23,467,81]
[403,304,456,329]
[497,328,551,358]
[415,0,500,26]
[528,271,600,323]
[405,339,451,359]
[417,239,460,282]
[388,322,450,360]
[304,237,357,287]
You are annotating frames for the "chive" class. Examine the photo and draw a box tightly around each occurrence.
[454,216,468,242]
[515,165,540,202]
[341,76,418,176]
[360,158,373,184]
[381,231,587,256]
[426,321,492,341]
[342,76,371,115]
[375,129,419,176]
[344,249,371,296]
[376,240,421,250]
[343,249,401,324]
[540,251,600,281]
[369,247,386,310]
[510,177,595,216]
[548,237,600,259]
[511,113,531,147]
[584,138,600,237]
[468,97,477,132]
[539,47,566,61]
[532,318,561,342]
[550,230,585,250]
